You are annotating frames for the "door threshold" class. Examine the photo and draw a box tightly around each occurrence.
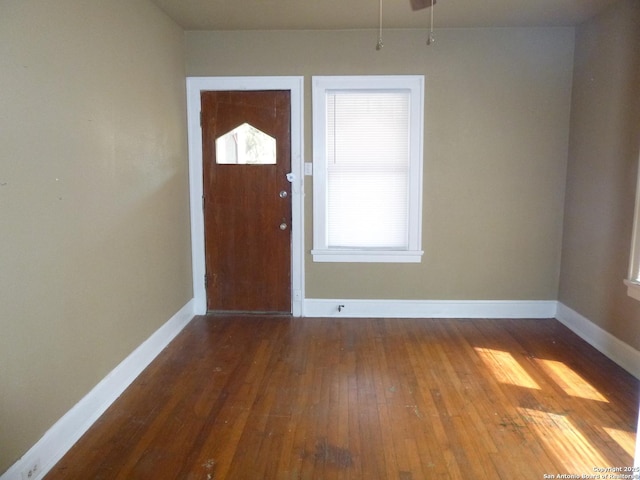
[206,310,293,317]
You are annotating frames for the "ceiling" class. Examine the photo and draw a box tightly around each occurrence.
[150,0,618,31]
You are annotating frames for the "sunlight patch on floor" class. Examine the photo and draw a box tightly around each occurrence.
[475,348,540,390]
[537,359,609,403]
[603,427,636,458]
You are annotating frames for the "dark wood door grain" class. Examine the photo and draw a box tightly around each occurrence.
[201,91,291,313]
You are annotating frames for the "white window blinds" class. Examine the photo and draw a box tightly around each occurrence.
[326,90,410,249]
[312,75,424,263]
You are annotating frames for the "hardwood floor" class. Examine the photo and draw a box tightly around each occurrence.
[45,316,639,479]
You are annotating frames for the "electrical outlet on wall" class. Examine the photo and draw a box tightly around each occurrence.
[21,458,41,480]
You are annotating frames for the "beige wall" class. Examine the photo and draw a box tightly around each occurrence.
[559,0,640,351]
[0,0,192,472]
[187,27,575,300]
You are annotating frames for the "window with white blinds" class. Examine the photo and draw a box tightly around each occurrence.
[312,76,424,263]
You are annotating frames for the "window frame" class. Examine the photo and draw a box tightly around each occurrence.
[625,150,640,301]
[311,75,425,263]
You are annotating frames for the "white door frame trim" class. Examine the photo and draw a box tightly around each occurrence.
[186,76,305,316]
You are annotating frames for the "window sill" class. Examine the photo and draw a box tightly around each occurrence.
[312,249,423,263]
[624,279,640,302]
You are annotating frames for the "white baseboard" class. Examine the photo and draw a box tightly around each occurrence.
[1,299,196,480]
[556,302,640,380]
[303,298,558,319]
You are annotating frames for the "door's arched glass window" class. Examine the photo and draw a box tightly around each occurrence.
[216,123,276,165]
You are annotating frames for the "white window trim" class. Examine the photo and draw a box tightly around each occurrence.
[626,150,640,301]
[311,75,424,263]
[624,279,640,302]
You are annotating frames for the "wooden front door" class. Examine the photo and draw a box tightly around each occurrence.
[201,91,291,313]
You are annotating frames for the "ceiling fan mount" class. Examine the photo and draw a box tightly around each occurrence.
[378,0,438,50]
[410,0,437,11]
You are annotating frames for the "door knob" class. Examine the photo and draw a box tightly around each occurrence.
[280,222,288,230]
[279,190,288,198]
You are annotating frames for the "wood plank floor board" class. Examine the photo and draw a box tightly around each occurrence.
[377,323,418,478]
[398,327,455,478]
[44,316,639,480]
[376,397,403,478]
